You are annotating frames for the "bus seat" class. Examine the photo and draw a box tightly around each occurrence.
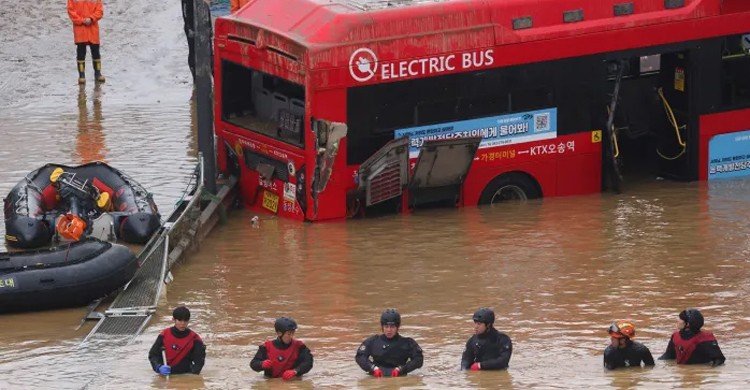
[251,72,263,95]
[290,98,304,116]
[271,92,290,121]
[255,88,273,120]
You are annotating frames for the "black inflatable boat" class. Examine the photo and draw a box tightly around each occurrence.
[0,239,138,313]
[3,162,160,248]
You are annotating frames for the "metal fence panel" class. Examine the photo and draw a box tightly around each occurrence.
[85,157,204,343]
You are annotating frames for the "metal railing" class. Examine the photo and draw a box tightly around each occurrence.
[84,156,205,344]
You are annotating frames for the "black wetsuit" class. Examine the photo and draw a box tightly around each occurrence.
[148,327,206,374]
[460,327,513,370]
[250,338,314,377]
[603,340,655,369]
[659,330,726,365]
[355,334,424,376]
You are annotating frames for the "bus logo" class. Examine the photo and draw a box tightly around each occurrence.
[349,48,378,82]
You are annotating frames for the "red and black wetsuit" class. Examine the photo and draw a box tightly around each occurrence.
[250,338,314,378]
[148,326,206,374]
[659,330,725,365]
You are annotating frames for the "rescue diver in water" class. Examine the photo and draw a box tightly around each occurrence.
[148,306,206,375]
[659,308,726,366]
[460,308,513,371]
[603,320,654,369]
[250,317,314,380]
[355,308,424,377]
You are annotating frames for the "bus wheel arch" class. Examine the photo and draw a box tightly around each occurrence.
[478,171,542,205]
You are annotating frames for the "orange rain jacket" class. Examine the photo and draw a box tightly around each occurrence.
[230,0,250,13]
[67,0,103,44]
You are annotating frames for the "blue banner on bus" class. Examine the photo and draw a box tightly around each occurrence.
[394,108,557,157]
[708,130,750,180]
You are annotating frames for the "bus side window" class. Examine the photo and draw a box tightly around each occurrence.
[510,86,554,113]
[224,61,254,119]
[415,99,458,125]
[721,33,750,108]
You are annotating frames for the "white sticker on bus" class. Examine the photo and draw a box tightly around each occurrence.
[742,34,750,52]
[284,182,296,202]
[349,48,379,82]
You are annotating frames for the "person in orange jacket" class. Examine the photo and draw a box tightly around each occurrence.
[230,0,250,13]
[67,0,106,84]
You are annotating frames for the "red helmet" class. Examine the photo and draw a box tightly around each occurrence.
[608,321,636,339]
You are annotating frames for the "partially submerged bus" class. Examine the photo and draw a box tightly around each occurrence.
[214,0,750,221]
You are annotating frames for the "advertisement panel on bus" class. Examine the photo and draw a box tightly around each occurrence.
[394,108,558,158]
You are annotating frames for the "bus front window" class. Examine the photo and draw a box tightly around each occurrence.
[221,60,305,147]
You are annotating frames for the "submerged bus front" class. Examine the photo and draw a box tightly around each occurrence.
[212,1,604,222]
[214,17,320,221]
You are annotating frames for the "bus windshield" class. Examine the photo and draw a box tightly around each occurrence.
[221,60,305,147]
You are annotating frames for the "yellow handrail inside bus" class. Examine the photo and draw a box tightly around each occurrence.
[611,124,620,158]
[605,106,621,158]
[657,87,686,160]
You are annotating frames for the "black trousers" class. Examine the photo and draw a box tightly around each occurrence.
[76,43,101,61]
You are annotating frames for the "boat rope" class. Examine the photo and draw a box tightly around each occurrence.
[174,163,200,207]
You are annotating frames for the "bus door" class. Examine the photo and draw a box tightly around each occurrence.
[351,136,480,216]
[656,51,695,180]
[353,137,410,216]
[603,48,696,186]
[408,137,481,208]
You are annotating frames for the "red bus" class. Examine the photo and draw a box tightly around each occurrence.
[213,0,750,221]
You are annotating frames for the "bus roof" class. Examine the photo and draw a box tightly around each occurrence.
[218,0,748,68]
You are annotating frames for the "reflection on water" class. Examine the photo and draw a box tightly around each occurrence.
[75,84,107,163]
